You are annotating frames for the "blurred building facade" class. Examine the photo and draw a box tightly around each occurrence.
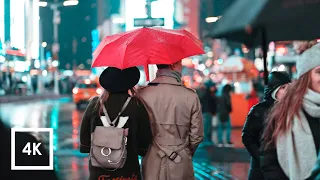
[0,0,40,95]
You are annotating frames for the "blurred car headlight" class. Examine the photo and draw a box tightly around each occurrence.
[96,88,102,95]
[72,88,79,94]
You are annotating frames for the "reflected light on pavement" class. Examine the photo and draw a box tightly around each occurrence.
[72,110,80,149]
[51,104,60,151]
[10,106,29,127]
[29,109,41,128]
[1,103,49,128]
[71,157,79,179]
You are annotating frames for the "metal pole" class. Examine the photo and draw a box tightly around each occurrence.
[52,3,60,95]
[38,18,44,94]
[146,0,152,18]
[37,46,44,94]
[261,28,269,85]
[145,0,158,82]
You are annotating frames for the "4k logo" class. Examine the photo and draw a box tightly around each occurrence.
[22,142,42,156]
[11,128,53,170]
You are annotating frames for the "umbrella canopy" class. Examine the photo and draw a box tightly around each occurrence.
[92,27,204,80]
[209,0,320,47]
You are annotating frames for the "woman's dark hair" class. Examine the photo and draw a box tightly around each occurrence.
[94,88,139,114]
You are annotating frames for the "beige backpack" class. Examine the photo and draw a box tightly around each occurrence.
[90,97,131,171]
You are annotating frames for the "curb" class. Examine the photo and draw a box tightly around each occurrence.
[0,94,71,104]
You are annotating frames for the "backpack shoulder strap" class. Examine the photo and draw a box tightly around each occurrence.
[101,101,112,127]
[111,97,132,124]
[100,97,132,127]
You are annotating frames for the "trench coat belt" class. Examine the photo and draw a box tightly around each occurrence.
[153,137,188,164]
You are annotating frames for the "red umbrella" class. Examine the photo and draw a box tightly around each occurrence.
[92,27,205,81]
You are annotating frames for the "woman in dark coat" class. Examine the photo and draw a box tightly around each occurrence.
[80,67,153,180]
[242,71,291,180]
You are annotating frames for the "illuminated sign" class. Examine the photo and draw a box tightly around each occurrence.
[32,0,39,59]
[125,0,174,31]
[133,18,164,27]
[10,0,25,50]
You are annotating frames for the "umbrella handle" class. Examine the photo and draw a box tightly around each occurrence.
[144,65,150,82]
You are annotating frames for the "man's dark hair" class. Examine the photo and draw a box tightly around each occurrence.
[156,64,171,69]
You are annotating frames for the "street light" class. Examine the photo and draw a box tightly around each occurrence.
[205,16,222,23]
[38,1,48,7]
[63,0,79,6]
[41,42,47,48]
[52,60,59,67]
[38,0,78,95]
[39,0,79,7]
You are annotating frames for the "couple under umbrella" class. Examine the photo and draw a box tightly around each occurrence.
[80,27,205,180]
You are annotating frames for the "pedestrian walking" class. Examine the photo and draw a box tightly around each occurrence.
[242,71,291,180]
[261,42,320,180]
[199,80,217,145]
[138,61,204,180]
[217,84,233,147]
[80,67,152,180]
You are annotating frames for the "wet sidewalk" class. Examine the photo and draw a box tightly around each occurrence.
[0,94,70,103]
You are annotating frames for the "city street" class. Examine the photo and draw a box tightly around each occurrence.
[0,97,250,180]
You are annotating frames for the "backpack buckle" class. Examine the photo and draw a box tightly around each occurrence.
[169,152,178,161]
[101,147,112,157]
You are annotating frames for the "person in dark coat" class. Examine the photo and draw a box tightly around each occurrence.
[261,43,320,180]
[217,84,233,147]
[199,80,217,144]
[80,67,153,180]
[242,71,291,180]
[0,119,59,180]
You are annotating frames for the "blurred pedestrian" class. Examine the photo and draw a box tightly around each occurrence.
[80,67,152,180]
[0,119,58,180]
[242,71,291,180]
[217,84,233,147]
[199,80,217,145]
[261,43,320,180]
[138,61,204,180]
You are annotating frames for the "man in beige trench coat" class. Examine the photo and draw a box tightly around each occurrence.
[138,61,204,180]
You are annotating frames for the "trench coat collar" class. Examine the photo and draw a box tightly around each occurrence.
[151,76,183,86]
